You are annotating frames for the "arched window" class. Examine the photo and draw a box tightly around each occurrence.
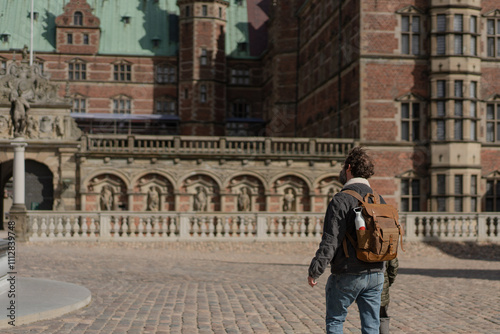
[74,11,83,26]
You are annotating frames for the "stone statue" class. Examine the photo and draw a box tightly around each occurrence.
[54,116,64,137]
[283,188,295,212]
[238,187,251,212]
[147,186,159,211]
[26,116,38,138]
[21,45,28,61]
[194,186,208,212]
[9,87,29,137]
[100,186,114,211]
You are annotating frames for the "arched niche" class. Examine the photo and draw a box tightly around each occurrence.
[181,174,220,212]
[134,174,174,211]
[86,174,127,211]
[226,175,266,212]
[272,175,310,212]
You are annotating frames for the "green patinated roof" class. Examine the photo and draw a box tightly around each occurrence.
[0,0,256,57]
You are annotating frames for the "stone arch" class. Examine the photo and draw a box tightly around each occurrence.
[225,174,266,212]
[179,173,221,212]
[84,173,128,211]
[133,173,175,211]
[271,174,311,212]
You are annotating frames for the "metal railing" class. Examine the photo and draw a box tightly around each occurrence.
[26,212,500,242]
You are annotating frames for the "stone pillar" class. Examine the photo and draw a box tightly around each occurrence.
[10,138,28,241]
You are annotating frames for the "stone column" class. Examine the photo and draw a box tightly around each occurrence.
[10,137,28,241]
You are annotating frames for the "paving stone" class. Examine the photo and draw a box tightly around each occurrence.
[6,241,500,333]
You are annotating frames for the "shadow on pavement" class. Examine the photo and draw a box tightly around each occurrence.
[423,241,500,261]
[398,267,500,281]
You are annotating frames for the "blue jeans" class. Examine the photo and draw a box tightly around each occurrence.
[325,272,384,334]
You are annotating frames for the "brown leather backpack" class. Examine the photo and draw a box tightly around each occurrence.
[342,190,405,263]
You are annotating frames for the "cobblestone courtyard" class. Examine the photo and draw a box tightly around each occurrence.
[10,241,500,333]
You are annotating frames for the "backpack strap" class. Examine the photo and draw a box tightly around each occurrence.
[342,189,364,203]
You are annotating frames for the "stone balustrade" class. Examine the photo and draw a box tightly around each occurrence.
[26,212,500,242]
[81,135,355,159]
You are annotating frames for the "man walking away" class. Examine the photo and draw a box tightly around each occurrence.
[307,147,385,334]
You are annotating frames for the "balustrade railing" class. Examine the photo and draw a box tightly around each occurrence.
[26,212,499,242]
[82,135,355,159]
[27,212,325,241]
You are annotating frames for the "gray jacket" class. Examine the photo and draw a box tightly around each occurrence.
[308,182,385,279]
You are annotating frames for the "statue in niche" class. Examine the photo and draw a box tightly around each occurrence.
[238,187,251,212]
[99,186,114,211]
[9,87,29,137]
[193,186,208,212]
[283,188,295,212]
[147,186,159,211]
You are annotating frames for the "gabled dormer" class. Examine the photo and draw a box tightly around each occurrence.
[55,0,101,55]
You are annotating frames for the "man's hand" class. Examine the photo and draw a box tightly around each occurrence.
[308,276,317,287]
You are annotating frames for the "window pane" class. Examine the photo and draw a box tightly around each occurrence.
[437,80,446,97]
[470,16,476,33]
[401,103,409,118]
[470,82,476,98]
[402,35,409,54]
[488,38,495,57]
[471,175,477,194]
[470,36,476,55]
[454,120,463,140]
[471,198,477,212]
[412,103,420,118]
[402,121,409,141]
[454,35,463,54]
[454,198,462,212]
[412,180,420,195]
[412,16,420,33]
[470,102,476,117]
[455,101,463,116]
[487,105,494,120]
[401,179,409,195]
[470,121,476,140]
[455,175,463,194]
[412,121,420,140]
[437,35,446,54]
[411,198,420,212]
[402,16,409,32]
[454,15,463,32]
[437,120,445,140]
[454,81,463,97]
[401,198,409,212]
[437,197,446,212]
[437,15,446,32]
[497,123,500,141]
[437,101,445,117]
[486,123,494,142]
[487,20,495,35]
[437,175,446,194]
[412,35,420,55]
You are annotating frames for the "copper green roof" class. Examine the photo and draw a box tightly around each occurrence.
[0,0,265,58]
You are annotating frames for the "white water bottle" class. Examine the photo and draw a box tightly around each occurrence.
[353,207,366,230]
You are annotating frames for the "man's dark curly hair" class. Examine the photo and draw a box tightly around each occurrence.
[344,147,375,179]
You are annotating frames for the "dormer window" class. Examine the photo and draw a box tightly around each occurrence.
[30,11,39,20]
[122,15,131,24]
[74,11,83,26]
[152,37,161,48]
[1,33,10,43]
[237,42,247,52]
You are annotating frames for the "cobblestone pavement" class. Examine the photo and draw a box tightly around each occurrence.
[9,241,500,333]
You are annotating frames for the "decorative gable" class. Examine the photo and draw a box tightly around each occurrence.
[483,9,500,18]
[55,0,100,55]
[395,92,426,102]
[55,0,100,28]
